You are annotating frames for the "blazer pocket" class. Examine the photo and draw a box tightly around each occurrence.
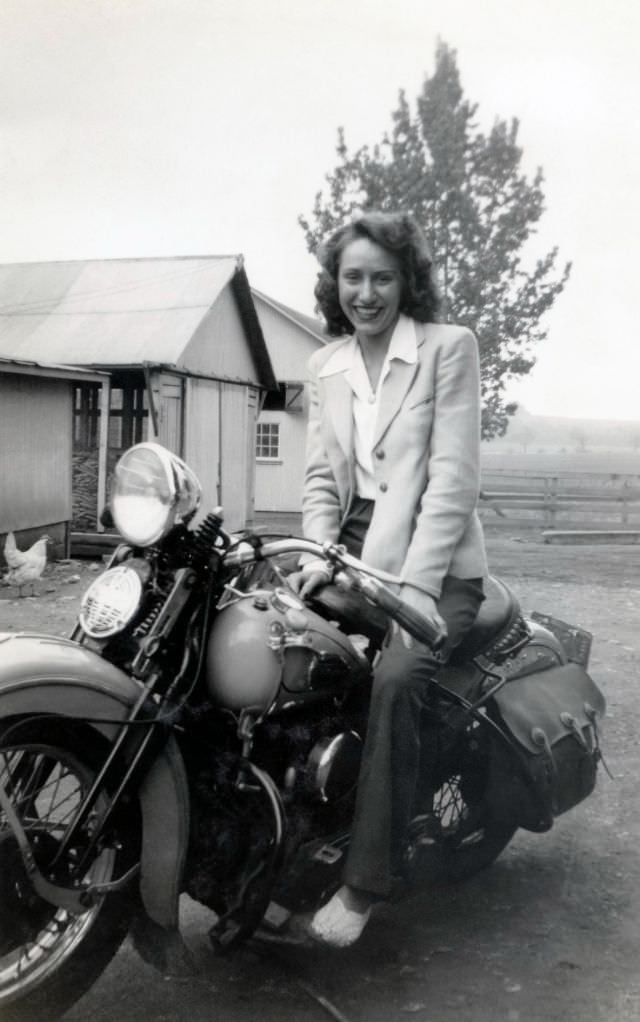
[407,394,435,409]
[401,394,436,443]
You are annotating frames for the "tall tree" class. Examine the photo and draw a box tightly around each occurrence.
[299,41,571,439]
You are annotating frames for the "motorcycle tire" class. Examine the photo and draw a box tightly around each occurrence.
[405,724,517,887]
[0,718,140,1022]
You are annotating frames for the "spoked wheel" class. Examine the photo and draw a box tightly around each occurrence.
[0,720,139,1022]
[405,718,517,886]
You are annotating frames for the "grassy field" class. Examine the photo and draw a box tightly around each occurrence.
[481,446,640,477]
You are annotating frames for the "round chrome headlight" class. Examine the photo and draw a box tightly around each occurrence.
[110,442,201,547]
[79,566,143,638]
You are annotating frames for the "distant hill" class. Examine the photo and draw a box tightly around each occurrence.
[486,408,640,453]
[481,409,640,475]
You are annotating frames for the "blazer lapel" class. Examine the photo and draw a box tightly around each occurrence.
[373,326,425,446]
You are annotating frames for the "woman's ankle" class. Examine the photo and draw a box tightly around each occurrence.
[339,884,378,913]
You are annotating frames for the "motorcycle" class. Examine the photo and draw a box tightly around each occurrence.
[0,442,606,1021]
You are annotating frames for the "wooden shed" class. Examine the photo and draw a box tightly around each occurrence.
[251,290,325,518]
[0,357,109,558]
[0,257,277,533]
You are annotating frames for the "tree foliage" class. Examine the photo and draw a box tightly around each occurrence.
[299,41,571,439]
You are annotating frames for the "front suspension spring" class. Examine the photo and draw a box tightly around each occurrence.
[133,595,165,637]
[191,511,224,562]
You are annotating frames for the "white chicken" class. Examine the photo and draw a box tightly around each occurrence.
[2,533,51,596]
[4,531,25,569]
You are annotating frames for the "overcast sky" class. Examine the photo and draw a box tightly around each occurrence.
[1,0,638,420]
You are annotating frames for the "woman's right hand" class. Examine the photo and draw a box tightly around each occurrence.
[288,560,333,599]
[393,586,447,650]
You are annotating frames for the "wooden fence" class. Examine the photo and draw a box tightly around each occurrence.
[480,470,640,529]
[71,471,640,557]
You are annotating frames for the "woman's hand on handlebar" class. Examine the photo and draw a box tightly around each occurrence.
[288,559,333,600]
[393,586,447,650]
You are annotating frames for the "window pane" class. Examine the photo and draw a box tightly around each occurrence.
[256,422,280,458]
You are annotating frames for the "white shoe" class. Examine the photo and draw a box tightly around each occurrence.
[309,890,372,948]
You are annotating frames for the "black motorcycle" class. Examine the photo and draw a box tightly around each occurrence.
[0,442,605,1021]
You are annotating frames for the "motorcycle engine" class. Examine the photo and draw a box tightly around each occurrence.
[305,730,363,802]
[205,587,370,713]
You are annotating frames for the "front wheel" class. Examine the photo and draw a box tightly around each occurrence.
[0,719,139,1022]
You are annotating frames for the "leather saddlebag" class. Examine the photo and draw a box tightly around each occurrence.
[490,662,606,833]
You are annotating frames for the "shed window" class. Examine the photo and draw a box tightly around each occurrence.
[74,381,148,451]
[108,385,148,451]
[256,422,280,460]
[73,383,101,450]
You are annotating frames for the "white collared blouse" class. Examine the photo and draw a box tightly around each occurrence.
[326,314,419,499]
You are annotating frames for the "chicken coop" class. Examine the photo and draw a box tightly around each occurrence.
[0,358,109,560]
[0,257,277,546]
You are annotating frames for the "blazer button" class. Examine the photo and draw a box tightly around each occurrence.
[375,449,385,460]
[379,482,388,493]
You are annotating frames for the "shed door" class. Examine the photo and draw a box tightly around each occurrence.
[219,383,258,529]
[157,374,184,455]
[183,378,221,521]
[244,387,258,525]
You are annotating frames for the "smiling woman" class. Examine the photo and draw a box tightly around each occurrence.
[288,210,489,947]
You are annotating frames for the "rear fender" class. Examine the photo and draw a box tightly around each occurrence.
[0,632,189,930]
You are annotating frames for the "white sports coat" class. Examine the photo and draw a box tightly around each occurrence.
[302,320,488,600]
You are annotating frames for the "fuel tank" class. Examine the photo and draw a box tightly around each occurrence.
[205,588,370,713]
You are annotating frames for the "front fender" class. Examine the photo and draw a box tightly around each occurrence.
[0,631,148,738]
[0,631,189,931]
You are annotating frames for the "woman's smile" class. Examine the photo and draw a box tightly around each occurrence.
[353,305,383,320]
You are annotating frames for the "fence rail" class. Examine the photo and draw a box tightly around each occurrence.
[480,470,640,528]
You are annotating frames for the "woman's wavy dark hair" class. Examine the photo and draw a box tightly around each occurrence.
[314,210,441,336]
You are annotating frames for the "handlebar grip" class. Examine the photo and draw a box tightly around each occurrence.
[371,587,447,651]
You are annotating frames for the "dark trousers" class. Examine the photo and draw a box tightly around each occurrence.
[338,498,485,896]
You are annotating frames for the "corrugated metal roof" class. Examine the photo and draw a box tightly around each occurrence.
[0,256,240,366]
[0,356,108,382]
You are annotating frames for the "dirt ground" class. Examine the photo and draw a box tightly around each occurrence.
[2,530,640,1022]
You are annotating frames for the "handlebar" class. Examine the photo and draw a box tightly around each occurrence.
[224,535,447,652]
[356,576,447,651]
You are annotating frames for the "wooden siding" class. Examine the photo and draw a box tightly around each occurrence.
[0,375,72,531]
[156,373,184,455]
[184,380,257,529]
[219,382,256,529]
[253,296,322,380]
[244,387,258,526]
[252,294,323,513]
[182,286,262,383]
[184,377,222,519]
[255,409,308,512]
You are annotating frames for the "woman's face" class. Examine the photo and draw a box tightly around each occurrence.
[337,237,403,346]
